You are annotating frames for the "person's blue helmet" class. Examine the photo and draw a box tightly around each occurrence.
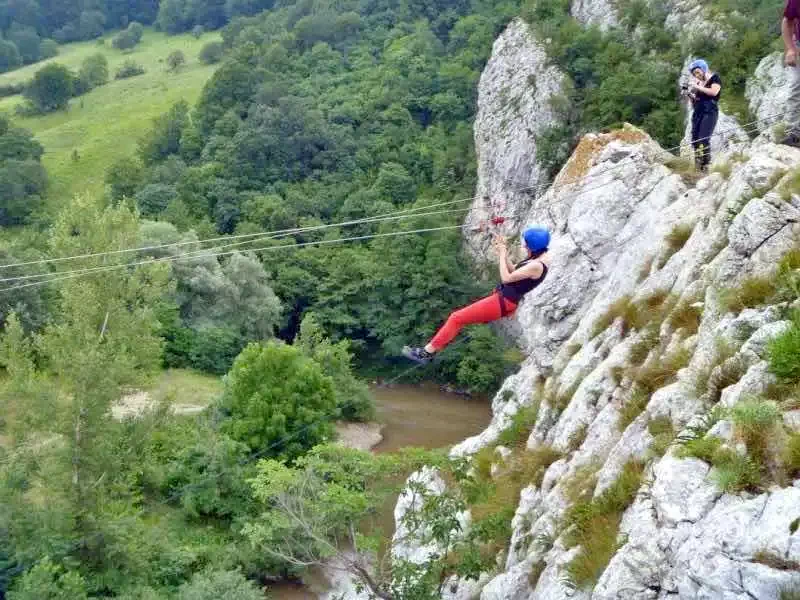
[523,227,550,253]
[689,59,708,74]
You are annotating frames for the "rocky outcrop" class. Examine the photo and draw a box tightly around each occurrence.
[747,52,794,137]
[384,8,800,600]
[663,0,731,46]
[399,129,800,599]
[466,18,566,259]
[570,0,618,30]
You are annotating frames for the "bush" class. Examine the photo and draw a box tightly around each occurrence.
[632,346,691,395]
[167,50,186,71]
[162,324,246,375]
[768,317,800,382]
[628,325,660,366]
[564,460,644,588]
[177,569,264,600]
[219,342,337,460]
[719,277,776,314]
[647,416,675,458]
[78,53,109,91]
[712,450,762,493]
[39,39,59,59]
[113,29,139,51]
[8,557,89,600]
[8,26,41,64]
[23,63,74,112]
[660,223,694,266]
[0,82,25,98]
[677,435,723,463]
[667,299,703,335]
[730,399,781,466]
[199,41,224,64]
[618,388,649,431]
[165,435,253,519]
[497,402,539,447]
[785,433,800,479]
[135,183,178,217]
[295,314,375,422]
[115,60,146,79]
[129,22,145,43]
[0,40,22,73]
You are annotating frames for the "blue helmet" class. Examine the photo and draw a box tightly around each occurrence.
[689,59,708,74]
[523,227,550,253]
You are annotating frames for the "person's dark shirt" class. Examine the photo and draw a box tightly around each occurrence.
[786,0,800,44]
[694,73,721,114]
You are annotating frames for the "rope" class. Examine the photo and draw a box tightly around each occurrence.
[0,225,468,292]
[0,207,472,285]
[1,109,784,293]
[0,108,787,277]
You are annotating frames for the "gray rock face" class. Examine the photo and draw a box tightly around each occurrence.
[747,52,793,136]
[466,18,566,262]
[415,132,800,600]
[570,0,618,30]
[383,11,800,600]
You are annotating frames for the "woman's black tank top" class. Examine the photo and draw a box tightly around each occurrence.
[496,258,548,302]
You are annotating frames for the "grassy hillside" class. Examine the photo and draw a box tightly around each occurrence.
[0,29,221,207]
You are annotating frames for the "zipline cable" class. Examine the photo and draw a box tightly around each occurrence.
[0,207,473,284]
[0,110,786,292]
[0,107,788,274]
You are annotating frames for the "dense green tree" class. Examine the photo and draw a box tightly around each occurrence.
[176,569,264,600]
[77,10,106,40]
[23,62,74,112]
[0,40,22,72]
[198,40,224,64]
[77,52,108,91]
[0,159,47,225]
[219,342,337,459]
[105,157,145,202]
[135,183,178,217]
[112,29,138,50]
[138,100,190,165]
[296,314,375,421]
[0,196,171,590]
[128,21,145,42]
[7,25,40,64]
[39,38,58,58]
[0,116,47,226]
[225,0,274,19]
[167,49,186,71]
[157,0,189,34]
[8,557,89,600]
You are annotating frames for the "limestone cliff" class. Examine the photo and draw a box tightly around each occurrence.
[391,15,800,598]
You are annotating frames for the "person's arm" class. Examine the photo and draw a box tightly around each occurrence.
[785,16,798,65]
[498,251,544,283]
[494,236,515,277]
[691,78,721,97]
[785,0,799,65]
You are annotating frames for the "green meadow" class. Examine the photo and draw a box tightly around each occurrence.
[0,29,221,207]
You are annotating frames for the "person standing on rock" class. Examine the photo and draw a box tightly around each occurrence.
[782,0,800,146]
[402,227,551,364]
[686,59,722,172]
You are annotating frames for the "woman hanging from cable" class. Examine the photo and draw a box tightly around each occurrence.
[402,227,551,364]
[685,58,722,172]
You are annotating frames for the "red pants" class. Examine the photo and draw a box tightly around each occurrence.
[429,291,517,351]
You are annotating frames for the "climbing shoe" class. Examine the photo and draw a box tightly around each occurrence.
[402,346,434,365]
